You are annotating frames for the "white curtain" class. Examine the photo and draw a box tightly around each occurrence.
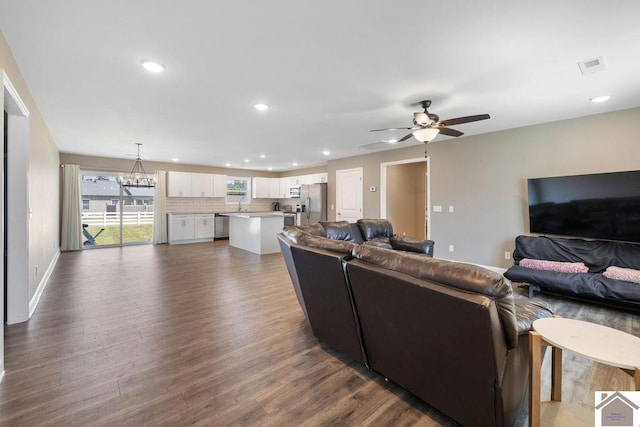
[61,164,82,251]
[153,170,168,244]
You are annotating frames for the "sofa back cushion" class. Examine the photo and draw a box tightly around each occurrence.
[297,233,358,254]
[357,218,393,241]
[282,224,325,243]
[351,245,518,348]
[390,235,435,256]
[513,235,640,272]
[320,221,363,243]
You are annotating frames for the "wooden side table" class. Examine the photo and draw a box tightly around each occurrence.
[529,317,640,427]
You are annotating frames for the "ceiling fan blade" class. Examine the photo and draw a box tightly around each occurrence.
[439,114,490,127]
[398,133,415,142]
[438,127,464,137]
[370,127,416,132]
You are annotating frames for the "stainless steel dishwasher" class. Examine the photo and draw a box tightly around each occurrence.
[214,214,229,239]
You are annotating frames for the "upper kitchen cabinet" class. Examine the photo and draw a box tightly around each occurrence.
[167,171,227,198]
[167,171,192,197]
[212,174,227,197]
[312,173,328,183]
[191,173,214,197]
[252,177,281,198]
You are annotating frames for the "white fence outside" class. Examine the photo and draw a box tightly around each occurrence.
[82,211,154,227]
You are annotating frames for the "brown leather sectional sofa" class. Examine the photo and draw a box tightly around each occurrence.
[277,219,553,427]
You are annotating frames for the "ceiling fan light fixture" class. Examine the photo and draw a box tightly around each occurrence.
[413,128,440,143]
[413,112,429,126]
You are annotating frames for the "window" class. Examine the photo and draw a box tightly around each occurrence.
[226,176,251,204]
[82,199,90,210]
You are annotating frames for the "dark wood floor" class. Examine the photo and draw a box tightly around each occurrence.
[1,242,638,426]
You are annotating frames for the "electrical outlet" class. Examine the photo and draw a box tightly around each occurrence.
[449,205,454,213]
[505,251,511,260]
[449,245,454,252]
[433,205,443,212]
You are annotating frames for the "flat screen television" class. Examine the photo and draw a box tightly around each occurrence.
[527,170,640,243]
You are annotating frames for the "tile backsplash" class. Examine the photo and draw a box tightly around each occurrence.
[166,197,293,214]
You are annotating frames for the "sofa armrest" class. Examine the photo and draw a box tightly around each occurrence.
[513,295,554,335]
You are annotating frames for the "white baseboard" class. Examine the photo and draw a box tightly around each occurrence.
[29,249,61,319]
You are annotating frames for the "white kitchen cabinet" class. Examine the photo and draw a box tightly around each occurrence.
[268,178,280,198]
[191,173,214,197]
[168,214,195,243]
[252,177,270,198]
[167,171,192,197]
[300,175,314,185]
[252,177,280,198]
[312,173,328,183]
[212,174,227,197]
[194,214,215,239]
[168,172,226,198]
[280,177,291,198]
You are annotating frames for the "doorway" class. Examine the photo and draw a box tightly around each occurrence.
[81,172,154,247]
[380,158,430,239]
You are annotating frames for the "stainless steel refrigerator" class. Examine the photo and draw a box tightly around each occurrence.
[299,183,327,225]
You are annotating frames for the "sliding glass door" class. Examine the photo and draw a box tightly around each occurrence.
[81,172,154,247]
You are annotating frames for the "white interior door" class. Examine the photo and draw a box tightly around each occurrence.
[336,167,363,223]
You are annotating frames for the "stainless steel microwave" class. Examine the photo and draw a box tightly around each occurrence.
[289,185,301,198]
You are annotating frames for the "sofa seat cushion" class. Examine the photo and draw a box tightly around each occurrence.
[352,245,520,348]
[357,218,393,241]
[512,295,554,335]
[390,235,434,256]
[505,265,640,305]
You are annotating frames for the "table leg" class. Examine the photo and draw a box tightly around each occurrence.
[551,346,562,401]
[529,331,542,427]
[635,368,639,390]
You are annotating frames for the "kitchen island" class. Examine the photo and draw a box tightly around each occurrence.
[222,212,284,255]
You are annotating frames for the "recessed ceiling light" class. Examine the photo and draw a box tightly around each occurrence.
[225,163,232,167]
[244,159,250,163]
[590,95,611,103]
[292,162,298,167]
[268,167,273,171]
[171,158,179,162]
[254,103,269,111]
[140,60,165,73]
[260,154,266,158]
[322,151,330,156]
[387,139,398,144]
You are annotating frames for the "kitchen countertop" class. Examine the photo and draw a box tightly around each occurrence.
[218,212,284,218]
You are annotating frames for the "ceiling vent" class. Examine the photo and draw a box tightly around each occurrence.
[357,141,394,150]
[578,56,606,75]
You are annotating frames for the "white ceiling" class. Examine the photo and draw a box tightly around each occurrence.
[1,1,639,172]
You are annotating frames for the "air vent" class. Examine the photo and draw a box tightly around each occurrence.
[357,141,393,150]
[578,56,605,75]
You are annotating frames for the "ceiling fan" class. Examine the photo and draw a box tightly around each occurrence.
[370,100,490,143]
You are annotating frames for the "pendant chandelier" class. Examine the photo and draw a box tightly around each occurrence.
[118,143,156,188]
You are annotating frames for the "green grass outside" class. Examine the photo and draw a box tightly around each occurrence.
[84,225,153,246]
